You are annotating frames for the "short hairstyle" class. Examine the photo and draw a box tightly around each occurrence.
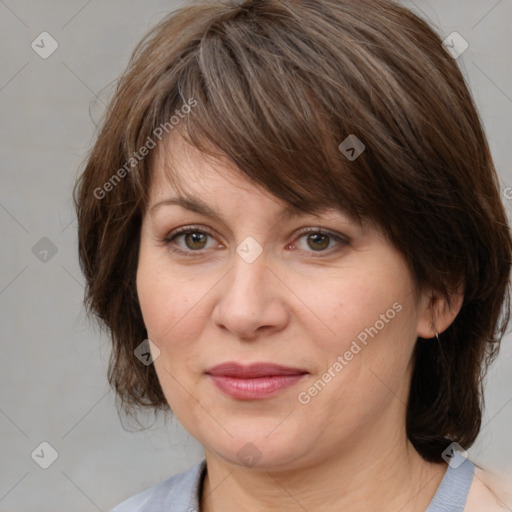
[74,0,512,463]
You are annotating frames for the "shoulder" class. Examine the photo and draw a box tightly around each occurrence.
[109,459,206,512]
[465,465,512,511]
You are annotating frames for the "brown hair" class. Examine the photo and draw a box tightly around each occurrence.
[73,0,511,462]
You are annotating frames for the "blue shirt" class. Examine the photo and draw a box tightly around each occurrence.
[110,454,474,512]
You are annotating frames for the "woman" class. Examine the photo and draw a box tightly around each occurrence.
[74,0,512,510]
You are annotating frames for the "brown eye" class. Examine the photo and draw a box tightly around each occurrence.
[183,232,208,250]
[306,233,330,251]
[165,226,219,255]
[292,228,350,256]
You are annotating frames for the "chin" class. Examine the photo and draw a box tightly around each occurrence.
[202,422,308,471]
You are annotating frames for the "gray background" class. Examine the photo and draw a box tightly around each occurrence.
[0,1,511,511]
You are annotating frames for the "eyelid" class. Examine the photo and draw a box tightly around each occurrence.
[293,226,350,244]
[164,224,350,256]
[164,225,222,252]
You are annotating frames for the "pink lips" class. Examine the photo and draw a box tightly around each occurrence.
[206,362,308,400]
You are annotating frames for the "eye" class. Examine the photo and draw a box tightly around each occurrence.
[164,225,349,257]
[164,226,221,255]
[290,228,349,255]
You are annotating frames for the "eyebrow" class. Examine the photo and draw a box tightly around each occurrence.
[150,196,219,218]
[149,195,325,222]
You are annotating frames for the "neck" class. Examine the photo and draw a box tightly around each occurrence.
[200,421,447,512]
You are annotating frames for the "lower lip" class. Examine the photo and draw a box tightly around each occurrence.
[208,374,307,400]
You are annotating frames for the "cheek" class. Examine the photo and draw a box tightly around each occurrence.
[136,253,218,364]
[321,264,412,344]
[315,260,420,396]
[136,260,202,409]
[136,267,175,340]
[136,244,194,337]
[302,290,418,434]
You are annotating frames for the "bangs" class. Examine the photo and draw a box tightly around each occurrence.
[146,7,374,224]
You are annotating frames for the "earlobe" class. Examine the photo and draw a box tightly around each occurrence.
[428,321,440,342]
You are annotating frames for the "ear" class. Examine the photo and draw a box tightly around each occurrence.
[416,283,464,339]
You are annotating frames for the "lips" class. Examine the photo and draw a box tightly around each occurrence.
[206,362,308,378]
[205,362,308,400]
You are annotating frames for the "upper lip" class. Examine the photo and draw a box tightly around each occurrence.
[206,362,309,378]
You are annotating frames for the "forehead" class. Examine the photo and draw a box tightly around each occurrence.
[150,135,344,221]
[151,133,252,194]
[148,132,371,233]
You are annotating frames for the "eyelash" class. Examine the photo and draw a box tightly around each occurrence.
[163,225,350,258]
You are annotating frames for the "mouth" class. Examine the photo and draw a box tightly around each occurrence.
[205,362,309,400]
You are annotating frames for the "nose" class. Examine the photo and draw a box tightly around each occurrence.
[211,248,289,341]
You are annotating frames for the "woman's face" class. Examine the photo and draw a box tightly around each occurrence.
[137,135,433,471]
